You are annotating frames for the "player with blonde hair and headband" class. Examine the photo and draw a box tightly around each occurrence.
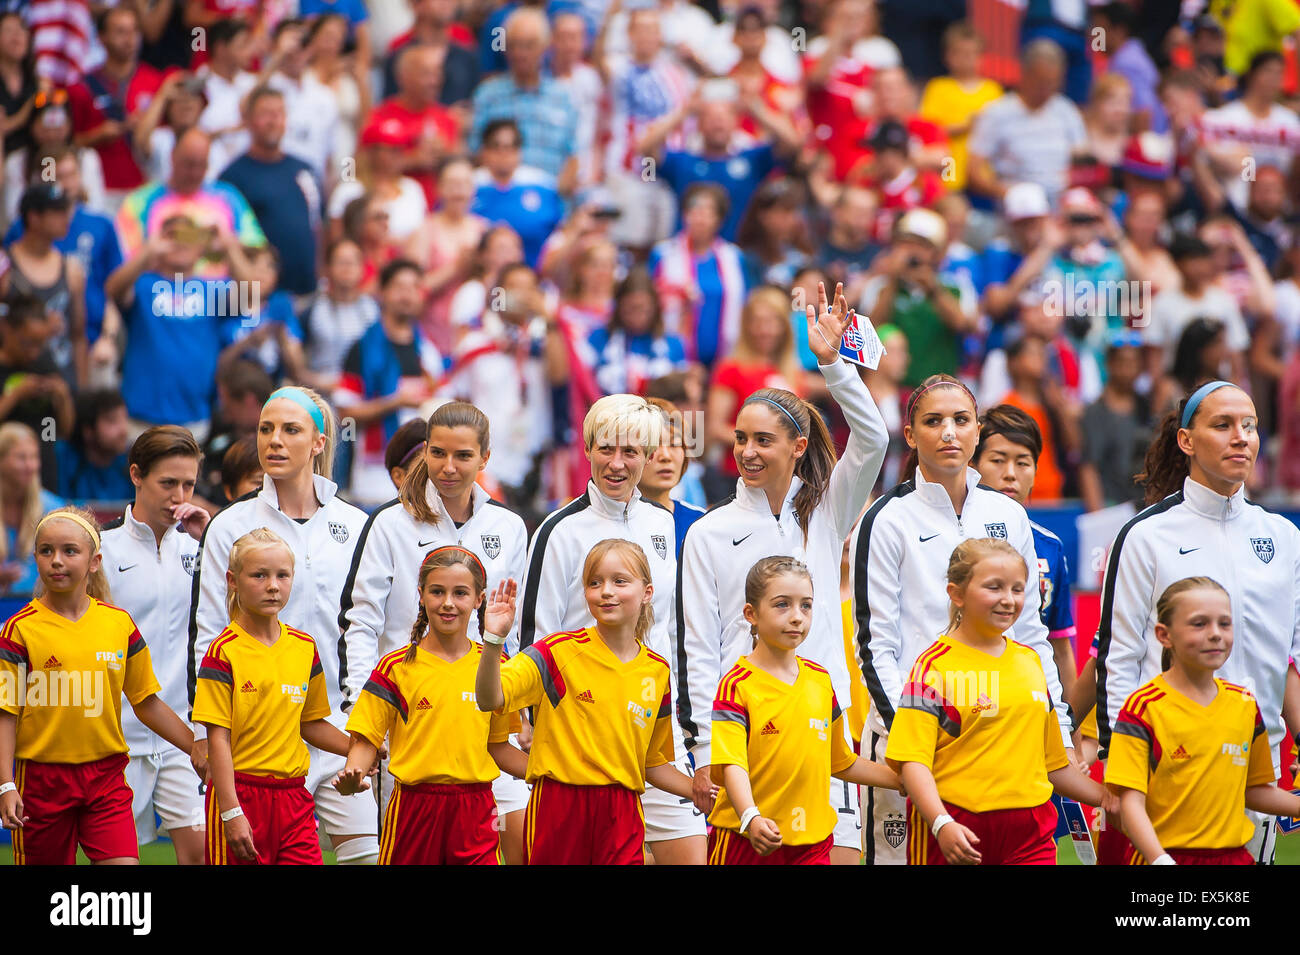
[188,385,376,863]
[0,506,194,864]
[517,393,706,863]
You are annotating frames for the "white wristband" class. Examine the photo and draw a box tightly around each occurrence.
[482,631,506,646]
[931,813,955,838]
[738,806,761,833]
[1152,853,1176,865]
[220,806,244,822]
[0,781,15,796]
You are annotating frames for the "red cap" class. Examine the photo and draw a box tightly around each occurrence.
[360,117,415,149]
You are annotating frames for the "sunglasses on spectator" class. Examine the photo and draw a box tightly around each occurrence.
[34,89,68,109]
[486,139,521,150]
[1066,214,1100,225]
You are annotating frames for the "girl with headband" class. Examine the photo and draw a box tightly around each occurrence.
[1094,380,1300,865]
[678,281,888,865]
[335,547,526,864]
[849,372,1073,864]
[187,385,378,864]
[337,401,530,861]
[0,506,194,864]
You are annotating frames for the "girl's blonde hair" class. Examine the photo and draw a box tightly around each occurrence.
[945,537,1027,633]
[407,546,487,662]
[400,402,491,526]
[226,528,294,619]
[0,422,46,563]
[1156,576,1229,671]
[582,394,664,456]
[743,556,812,640]
[33,505,111,603]
[732,285,802,387]
[262,386,337,480]
[582,539,654,645]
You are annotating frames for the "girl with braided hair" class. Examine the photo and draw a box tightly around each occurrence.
[336,547,526,865]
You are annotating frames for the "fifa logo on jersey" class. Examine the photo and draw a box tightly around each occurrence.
[95,650,124,672]
[1222,740,1249,766]
[462,691,477,703]
[280,682,308,702]
[1031,690,1049,710]
[627,700,652,729]
[809,717,829,740]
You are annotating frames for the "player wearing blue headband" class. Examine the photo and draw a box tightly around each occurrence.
[1095,381,1300,865]
[186,386,379,864]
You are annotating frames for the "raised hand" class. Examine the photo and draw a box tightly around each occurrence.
[484,578,517,642]
[803,281,851,365]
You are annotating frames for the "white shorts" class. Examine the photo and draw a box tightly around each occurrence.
[862,728,907,865]
[642,748,706,842]
[126,750,205,845]
[492,734,531,816]
[306,745,378,838]
[831,775,863,850]
[1246,809,1277,864]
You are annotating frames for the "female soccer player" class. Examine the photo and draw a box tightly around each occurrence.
[709,557,900,865]
[1106,577,1300,865]
[189,386,376,864]
[336,547,527,864]
[103,426,209,865]
[519,394,701,863]
[886,538,1107,865]
[1097,381,1300,864]
[679,282,887,864]
[337,401,529,859]
[851,375,1072,864]
[195,528,355,865]
[0,507,194,865]
[477,539,697,865]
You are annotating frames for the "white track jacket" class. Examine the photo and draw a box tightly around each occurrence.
[676,357,888,764]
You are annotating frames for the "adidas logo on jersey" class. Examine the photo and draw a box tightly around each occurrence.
[576,689,595,703]
[240,681,257,693]
[43,655,61,668]
[971,693,995,714]
[416,697,433,710]
[1171,745,1191,760]
[761,720,779,736]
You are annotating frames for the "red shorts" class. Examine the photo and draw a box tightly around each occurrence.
[1098,819,1135,865]
[523,777,644,865]
[12,753,137,865]
[1123,844,1254,865]
[379,781,500,865]
[205,772,321,866]
[707,828,833,865]
[908,800,1057,865]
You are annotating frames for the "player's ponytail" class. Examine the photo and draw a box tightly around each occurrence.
[743,556,812,645]
[583,539,655,644]
[33,505,111,603]
[741,389,834,544]
[944,537,1027,633]
[407,545,489,662]
[1154,576,1229,671]
[226,528,293,619]
[1137,407,1190,506]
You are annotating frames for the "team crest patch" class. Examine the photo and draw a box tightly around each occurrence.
[329,522,350,544]
[481,534,501,560]
[651,534,668,560]
[1252,537,1275,564]
[984,522,1008,540]
[181,553,196,576]
[882,815,907,849]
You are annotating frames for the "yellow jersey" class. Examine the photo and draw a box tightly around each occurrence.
[500,627,674,790]
[886,635,1068,811]
[193,621,330,778]
[917,75,1003,189]
[0,599,159,764]
[347,643,516,785]
[1106,675,1275,851]
[710,656,857,844]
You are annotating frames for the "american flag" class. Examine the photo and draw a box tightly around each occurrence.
[28,0,93,88]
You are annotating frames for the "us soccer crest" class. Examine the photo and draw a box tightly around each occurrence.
[984,522,1008,540]
[181,553,196,576]
[329,522,349,544]
[1252,537,1275,564]
[651,534,668,560]
[481,534,501,560]
[882,814,907,849]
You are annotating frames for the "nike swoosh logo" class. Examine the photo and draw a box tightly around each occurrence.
[117,564,137,572]
[1179,547,1200,555]
[417,540,438,548]
[918,534,940,543]
[732,534,752,546]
